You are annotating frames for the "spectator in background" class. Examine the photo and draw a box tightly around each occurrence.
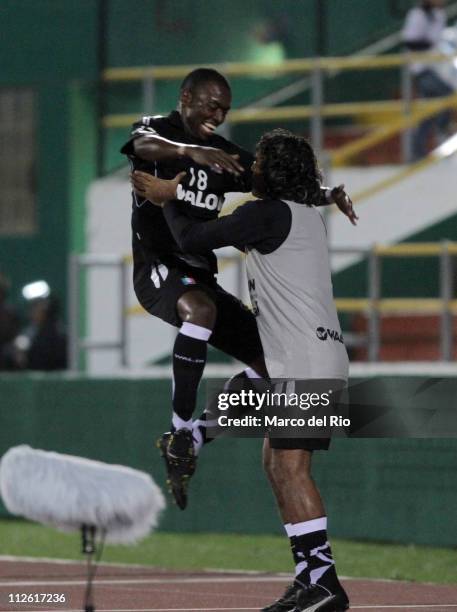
[402,0,454,159]
[5,295,67,371]
[0,273,20,369]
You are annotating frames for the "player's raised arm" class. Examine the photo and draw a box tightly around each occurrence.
[163,200,270,254]
[133,134,244,176]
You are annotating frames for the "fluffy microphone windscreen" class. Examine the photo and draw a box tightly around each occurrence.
[0,445,166,544]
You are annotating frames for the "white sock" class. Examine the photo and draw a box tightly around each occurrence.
[286,517,330,579]
[244,366,262,379]
[172,411,193,431]
[180,321,212,341]
[192,421,204,455]
[287,517,327,537]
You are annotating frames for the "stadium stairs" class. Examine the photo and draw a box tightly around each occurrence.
[352,315,457,361]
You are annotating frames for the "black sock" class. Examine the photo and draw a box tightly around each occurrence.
[287,519,341,592]
[172,322,211,424]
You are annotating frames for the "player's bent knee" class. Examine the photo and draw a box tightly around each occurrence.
[177,290,217,329]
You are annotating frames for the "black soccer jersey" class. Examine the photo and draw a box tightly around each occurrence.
[121,111,254,274]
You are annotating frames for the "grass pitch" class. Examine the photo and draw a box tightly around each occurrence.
[1,519,455,584]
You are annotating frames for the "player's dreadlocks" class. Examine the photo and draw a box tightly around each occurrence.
[257,129,322,206]
[180,68,230,94]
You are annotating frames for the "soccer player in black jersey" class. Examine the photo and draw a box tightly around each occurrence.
[121,68,356,512]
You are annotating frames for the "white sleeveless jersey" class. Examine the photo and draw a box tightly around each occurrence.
[246,200,349,380]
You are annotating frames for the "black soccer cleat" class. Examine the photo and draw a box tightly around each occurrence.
[293,583,349,612]
[157,429,197,510]
[261,582,301,612]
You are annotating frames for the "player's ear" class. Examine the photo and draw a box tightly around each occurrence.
[180,88,193,107]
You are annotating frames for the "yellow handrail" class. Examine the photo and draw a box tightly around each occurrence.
[331,91,457,166]
[102,53,457,178]
[103,52,456,82]
[348,154,437,205]
[126,298,457,317]
[375,243,443,256]
[335,298,457,313]
[102,95,457,129]
[102,101,398,129]
[112,101,398,127]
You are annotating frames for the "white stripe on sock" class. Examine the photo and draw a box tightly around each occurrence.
[191,424,203,455]
[180,321,212,341]
[310,563,333,585]
[285,523,294,537]
[310,542,332,557]
[193,417,218,428]
[288,516,327,537]
[172,412,193,431]
[295,560,308,576]
[244,366,262,379]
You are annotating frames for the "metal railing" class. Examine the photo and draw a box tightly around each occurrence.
[101,51,457,164]
[68,254,245,371]
[333,242,456,361]
[68,253,129,371]
[68,242,457,371]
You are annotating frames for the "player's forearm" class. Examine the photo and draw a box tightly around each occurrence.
[163,202,235,253]
[314,187,334,207]
[163,202,212,253]
[133,135,191,163]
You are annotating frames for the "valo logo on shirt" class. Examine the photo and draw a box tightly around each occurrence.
[176,183,223,211]
[176,168,224,211]
[316,326,344,344]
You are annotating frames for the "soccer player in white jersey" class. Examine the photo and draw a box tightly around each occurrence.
[131,129,354,612]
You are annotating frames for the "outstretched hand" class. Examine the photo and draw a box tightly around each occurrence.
[131,170,186,206]
[331,184,358,226]
[187,147,243,176]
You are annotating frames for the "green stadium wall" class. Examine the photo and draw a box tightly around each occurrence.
[1,374,456,547]
[0,1,98,314]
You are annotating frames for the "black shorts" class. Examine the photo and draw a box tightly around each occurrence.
[133,248,263,366]
[267,379,348,452]
[268,437,330,451]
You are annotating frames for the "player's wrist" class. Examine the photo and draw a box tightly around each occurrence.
[177,144,187,157]
[324,188,334,204]
[177,144,197,159]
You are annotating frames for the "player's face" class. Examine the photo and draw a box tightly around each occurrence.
[251,153,267,199]
[180,82,231,141]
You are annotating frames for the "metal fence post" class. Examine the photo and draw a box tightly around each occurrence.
[311,60,324,158]
[143,75,155,114]
[368,246,381,361]
[120,257,128,367]
[68,254,80,372]
[439,241,453,361]
[68,254,129,371]
[401,59,414,163]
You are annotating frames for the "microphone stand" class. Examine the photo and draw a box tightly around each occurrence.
[81,525,97,612]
